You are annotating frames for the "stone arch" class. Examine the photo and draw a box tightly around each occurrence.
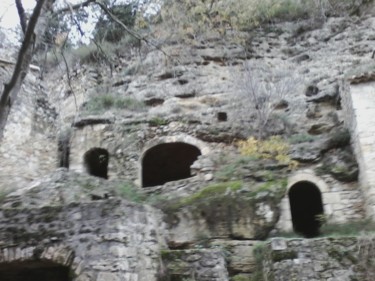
[287,171,329,193]
[141,135,209,187]
[83,147,109,179]
[0,245,75,281]
[288,181,324,238]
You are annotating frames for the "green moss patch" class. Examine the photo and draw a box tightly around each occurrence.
[179,181,242,206]
[271,250,297,262]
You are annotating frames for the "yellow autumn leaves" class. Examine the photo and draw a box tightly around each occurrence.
[237,136,298,169]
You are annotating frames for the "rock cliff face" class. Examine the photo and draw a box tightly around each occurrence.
[1,3,375,281]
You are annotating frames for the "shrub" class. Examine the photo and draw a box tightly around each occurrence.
[149,117,169,126]
[237,136,298,169]
[117,182,145,203]
[288,133,316,144]
[320,220,375,237]
[94,3,137,43]
[83,94,145,114]
[236,61,297,138]
[215,155,258,181]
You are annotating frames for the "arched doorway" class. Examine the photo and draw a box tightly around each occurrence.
[288,181,324,237]
[83,148,109,179]
[142,142,201,187]
[0,260,71,281]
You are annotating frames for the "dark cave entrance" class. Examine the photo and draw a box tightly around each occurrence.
[0,261,71,281]
[84,148,109,179]
[142,142,201,187]
[288,181,324,238]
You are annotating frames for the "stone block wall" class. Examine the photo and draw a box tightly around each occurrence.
[0,68,57,192]
[262,237,374,281]
[0,199,165,281]
[161,249,229,281]
[341,80,375,218]
[277,170,365,232]
[69,123,214,187]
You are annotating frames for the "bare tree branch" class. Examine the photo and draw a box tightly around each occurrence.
[55,0,96,14]
[0,0,55,139]
[94,1,173,60]
[56,0,175,62]
[15,0,27,34]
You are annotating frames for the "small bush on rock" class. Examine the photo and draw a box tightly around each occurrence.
[237,136,298,169]
[83,94,145,114]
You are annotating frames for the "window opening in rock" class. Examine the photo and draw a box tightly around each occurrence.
[288,181,324,238]
[0,261,71,281]
[217,112,227,122]
[84,148,109,179]
[142,142,201,187]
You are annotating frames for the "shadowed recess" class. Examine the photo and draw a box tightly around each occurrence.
[0,261,71,281]
[288,181,324,238]
[142,142,201,187]
[84,147,109,179]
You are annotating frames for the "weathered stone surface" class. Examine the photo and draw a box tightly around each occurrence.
[164,182,285,246]
[263,237,373,281]
[317,147,359,182]
[290,142,322,162]
[0,184,166,281]
[210,240,260,274]
[1,9,375,281]
[161,249,228,281]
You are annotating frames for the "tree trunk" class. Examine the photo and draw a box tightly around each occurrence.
[0,0,55,140]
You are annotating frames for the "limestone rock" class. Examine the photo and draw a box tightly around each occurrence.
[308,123,334,135]
[317,147,359,182]
[290,142,322,162]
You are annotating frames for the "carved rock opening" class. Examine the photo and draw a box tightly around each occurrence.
[0,261,71,281]
[84,147,109,179]
[217,112,227,122]
[288,181,324,238]
[142,142,201,187]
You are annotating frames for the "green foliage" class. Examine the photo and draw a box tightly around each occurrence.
[257,178,287,194]
[83,93,145,114]
[71,34,141,66]
[320,220,375,237]
[251,242,267,281]
[232,275,251,281]
[288,133,316,144]
[40,12,71,52]
[180,181,243,206]
[116,182,145,203]
[149,117,169,126]
[237,136,298,169]
[215,155,257,181]
[161,0,365,42]
[94,3,136,43]
[0,190,9,203]
[71,42,119,65]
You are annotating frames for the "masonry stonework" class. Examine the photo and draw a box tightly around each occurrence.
[342,80,375,218]
[0,66,57,192]
[0,198,166,281]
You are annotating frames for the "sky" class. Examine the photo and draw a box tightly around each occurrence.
[0,0,95,45]
[0,0,36,29]
[0,0,161,46]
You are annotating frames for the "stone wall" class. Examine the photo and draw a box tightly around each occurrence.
[341,80,375,218]
[0,198,166,281]
[0,65,57,192]
[161,249,229,281]
[262,237,374,281]
[277,170,365,232]
[69,122,215,188]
